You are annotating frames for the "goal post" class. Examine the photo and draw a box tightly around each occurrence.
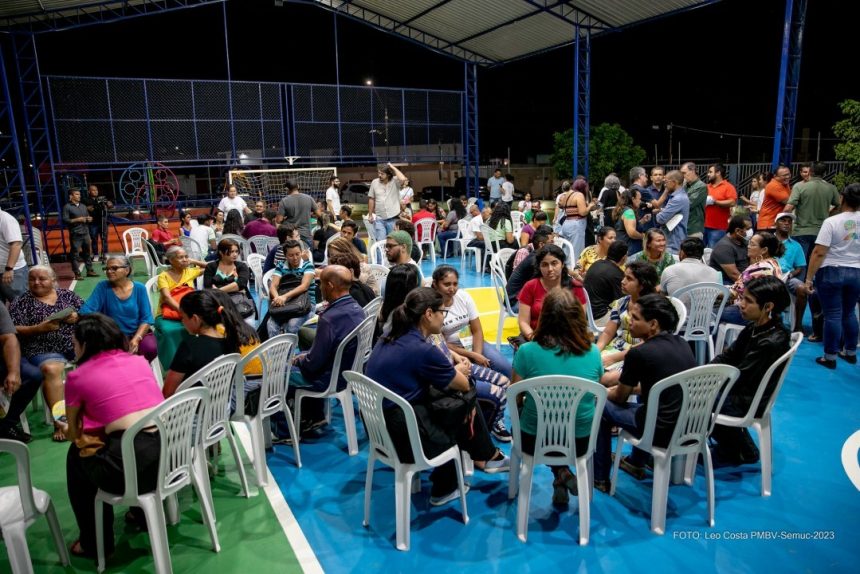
[228,167,338,204]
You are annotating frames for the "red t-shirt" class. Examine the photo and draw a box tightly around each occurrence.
[705,180,737,230]
[412,210,435,224]
[757,180,791,230]
[152,227,176,245]
[518,277,587,330]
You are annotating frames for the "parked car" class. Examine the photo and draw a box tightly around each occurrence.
[340,181,371,204]
[422,176,489,202]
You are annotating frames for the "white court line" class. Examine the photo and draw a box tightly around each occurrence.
[232,423,324,574]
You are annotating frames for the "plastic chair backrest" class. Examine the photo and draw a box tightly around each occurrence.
[553,236,576,264]
[480,223,501,257]
[262,269,276,298]
[0,439,39,523]
[490,265,515,315]
[121,387,208,500]
[324,314,377,393]
[145,238,163,267]
[732,332,802,426]
[669,296,688,335]
[580,288,604,336]
[673,282,730,339]
[492,248,516,277]
[414,219,437,243]
[362,216,377,243]
[234,334,296,419]
[364,264,389,290]
[144,276,159,318]
[507,376,607,461]
[636,364,740,452]
[123,227,149,254]
[248,235,275,255]
[369,240,387,265]
[246,253,264,283]
[179,235,204,261]
[220,234,249,260]
[510,210,524,232]
[363,296,383,319]
[176,354,241,448]
[702,248,713,266]
[344,371,427,467]
[325,232,342,248]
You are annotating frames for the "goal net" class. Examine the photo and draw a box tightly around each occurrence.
[228,167,338,204]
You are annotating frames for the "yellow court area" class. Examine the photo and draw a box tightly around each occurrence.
[464,286,519,345]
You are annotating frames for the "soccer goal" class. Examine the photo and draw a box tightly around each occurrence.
[228,167,337,203]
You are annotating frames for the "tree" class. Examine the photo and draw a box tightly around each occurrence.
[550,123,646,186]
[833,99,860,189]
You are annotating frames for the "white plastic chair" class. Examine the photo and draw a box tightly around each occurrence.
[442,227,481,273]
[506,376,607,545]
[178,235,204,262]
[581,289,605,339]
[247,234,277,256]
[293,314,376,456]
[702,248,713,266]
[364,263,390,293]
[233,334,301,484]
[145,238,165,269]
[144,276,165,387]
[246,253,265,316]
[490,265,517,351]
[414,219,437,266]
[510,210,525,234]
[219,233,250,261]
[491,248,516,280]
[0,439,69,574]
[479,223,501,274]
[669,296,688,335]
[553,235,576,265]
[362,215,378,244]
[343,371,469,551]
[704,332,802,497]
[368,240,387,265]
[673,282,730,364]
[714,323,744,356]
[610,364,740,535]
[363,296,383,319]
[176,354,250,501]
[94,388,219,574]
[122,227,154,276]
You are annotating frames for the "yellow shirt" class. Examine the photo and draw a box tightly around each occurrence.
[155,267,204,315]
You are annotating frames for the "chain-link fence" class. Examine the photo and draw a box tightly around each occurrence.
[46,76,463,166]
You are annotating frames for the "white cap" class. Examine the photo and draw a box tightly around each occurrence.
[775,212,796,222]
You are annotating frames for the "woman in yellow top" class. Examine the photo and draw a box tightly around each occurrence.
[577,226,618,275]
[154,246,207,370]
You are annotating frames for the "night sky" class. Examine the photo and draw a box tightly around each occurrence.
[33,0,855,165]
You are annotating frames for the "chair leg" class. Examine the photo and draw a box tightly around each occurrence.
[165,494,179,525]
[702,444,715,527]
[44,500,70,566]
[4,523,34,574]
[95,499,106,573]
[394,469,413,551]
[282,404,302,468]
[756,417,772,497]
[516,454,535,542]
[452,451,470,525]
[684,452,697,486]
[575,457,591,546]
[139,495,175,574]
[339,391,359,456]
[363,454,376,527]
[190,461,221,553]
[609,436,626,496]
[462,450,474,478]
[226,430,251,498]
[292,393,304,446]
[192,445,218,524]
[247,416,269,487]
[650,453,672,535]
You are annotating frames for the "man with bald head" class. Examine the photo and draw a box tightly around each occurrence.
[282,264,366,437]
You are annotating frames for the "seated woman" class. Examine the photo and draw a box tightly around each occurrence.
[595,260,659,371]
[155,246,207,369]
[267,240,316,338]
[710,276,791,464]
[312,212,340,263]
[212,210,225,239]
[486,202,519,250]
[630,228,675,277]
[366,288,509,505]
[222,208,244,237]
[179,210,194,237]
[9,265,84,441]
[203,238,254,322]
[577,225,618,275]
[80,255,156,362]
[516,244,587,344]
[65,313,164,558]
[376,263,421,340]
[721,232,785,325]
[325,237,379,297]
[511,288,604,506]
[436,197,465,258]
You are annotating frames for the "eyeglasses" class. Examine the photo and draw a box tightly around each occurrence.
[105,265,128,272]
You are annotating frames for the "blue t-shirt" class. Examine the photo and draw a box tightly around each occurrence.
[778,236,806,274]
[80,280,154,338]
[274,259,316,305]
[366,327,455,405]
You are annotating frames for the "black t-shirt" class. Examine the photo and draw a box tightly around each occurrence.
[349,280,376,307]
[583,259,624,318]
[619,332,697,447]
[709,235,749,281]
[169,335,230,380]
[506,251,537,304]
[82,195,108,222]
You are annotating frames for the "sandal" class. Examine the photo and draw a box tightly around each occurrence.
[807,334,822,343]
[553,467,578,496]
[619,456,647,480]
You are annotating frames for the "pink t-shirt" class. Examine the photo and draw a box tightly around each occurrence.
[65,350,164,432]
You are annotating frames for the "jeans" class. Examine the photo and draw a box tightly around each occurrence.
[704,228,726,248]
[594,400,648,481]
[0,266,28,303]
[815,266,860,357]
[372,216,398,241]
[268,308,316,338]
[437,230,458,257]
[793,235,817,277]
[0,359,43,434]
[88,222,107,256]
[467,342,513,378]
[560,218,586,260]
[720,304,747,325]
[69,231,94,275]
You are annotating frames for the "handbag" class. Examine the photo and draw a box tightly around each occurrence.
[229,292,255,319]
[161,284,195,320]
[425,379,478,430]
[269,272,312,321]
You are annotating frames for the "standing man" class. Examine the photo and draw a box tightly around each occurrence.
[757,165,792,232]
[501,174,515,209]
[325,176,341,220]
[653,170,689,254]
[704,163,737,247]
[647,166,665,203]
[773,212,809,332]
[367,163,408,240]
[82,184,112,261]
[0,205,28,303]
[680,162,707,239]
[785,161,841,263]
[277,180,319,249]
[629,167,652,231]
[487,168,505,206]
[218,184,251,221]
[62,188,98,279]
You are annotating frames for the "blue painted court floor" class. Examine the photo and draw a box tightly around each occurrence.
[267,257,859,573]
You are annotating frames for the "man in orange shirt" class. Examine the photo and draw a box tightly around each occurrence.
[757,165,791,231]
[704,163,738,248]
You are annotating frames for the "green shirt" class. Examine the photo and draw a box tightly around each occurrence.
[787,177,841,236]
[511,343,603,438]
[685,179,708,235]
[634,250,676,276]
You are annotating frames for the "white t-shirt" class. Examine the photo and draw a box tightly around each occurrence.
[501,181,514,202]
[0,210,27,270]
[816,211,860,269]
[190,225,215,252]
[325,186,341,214]
[468,215,484,239]
[400,186,414,205]
[442,290,479,343]
[218,196,248,220]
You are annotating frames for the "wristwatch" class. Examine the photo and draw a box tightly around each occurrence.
[4,266,12,272]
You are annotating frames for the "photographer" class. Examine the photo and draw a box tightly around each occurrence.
[82,184,113,261]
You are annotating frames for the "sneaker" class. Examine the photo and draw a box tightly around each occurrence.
[86,270,99,277]
[815,357,837,370]
[594,480,611,494]
[552,483,570,506]
[482,452,510,474]
[272,434,294,446]
[491,421,512,442]
[838,351,857,365]
[429,484,470,507]
[619,456,647,481]
[0,425,32,443]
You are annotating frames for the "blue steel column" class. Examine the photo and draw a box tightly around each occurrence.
[333,12,343,162]
[463,62,479,198]
[12,33,65,255]
[0,42,38,262]
[223,0,236,162]
[771,0,806,169]
[572,24,591,179]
